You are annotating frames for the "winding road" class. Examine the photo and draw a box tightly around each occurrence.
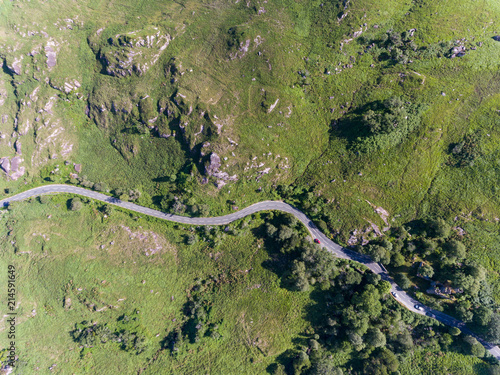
[1,184,499,359]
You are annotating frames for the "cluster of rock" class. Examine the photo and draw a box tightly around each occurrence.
[0,156,25,181]
[99,27,171,77]
[204,152,238,188]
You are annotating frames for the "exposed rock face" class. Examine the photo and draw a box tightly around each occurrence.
[45,39,57,68]
[204,152,237,188]
[449,45,466,58]
[5,56,22,75]
[100,26,171,77]
[205,153,221,176]
[0,158,10,174]
[0,80,7,106]
[14,139,21,155]
[0,156,25,180]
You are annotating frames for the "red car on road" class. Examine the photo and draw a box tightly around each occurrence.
[314,239,321,244]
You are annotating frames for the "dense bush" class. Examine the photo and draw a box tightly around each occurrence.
[354,97,426,153]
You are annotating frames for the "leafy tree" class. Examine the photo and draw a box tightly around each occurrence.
[199,204,210,217]
[473,306,492,326]
[439,333,453,348]
[378,280,392,295]
[443,239,466,260]
[270,363,287,375]
[455,300,473,323]
[119,194,129,202]
[365,328,386,348]
[406,242,417,253]
[69,198,83,211]
[366,244,389,264]
[186,234,197,245]
[463,335,485,357]
[347,331,364,350]
[486,313,500,343]
[356,97,425,153]
[450,132,481,167]
[452,272,480,296]
[419,238,437,255]
[363,348,399,375]
[352,285,382,318]
[342,271,363,285]
[396,330,414,352]
[38,195,50,204]
[449,327,461,336]
[342,306,369,336]
[291,261,310,292]
[418,263,434,278]
[93,182,107,192]
[427,218,451,239]
[309,357,343,375]
[265,223,278,238]
[365,273,381,285]
[395,273,411,290]
[278,226,294,242]
[391,253,405,267]
[160,196,171,211]
[293,351,311,373]
[487,365,500,375]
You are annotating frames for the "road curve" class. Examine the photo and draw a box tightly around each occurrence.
[1,184,499,359]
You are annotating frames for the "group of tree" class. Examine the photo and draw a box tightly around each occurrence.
[261,213,500,374]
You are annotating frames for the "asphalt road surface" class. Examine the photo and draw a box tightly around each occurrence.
[1,184,499,359]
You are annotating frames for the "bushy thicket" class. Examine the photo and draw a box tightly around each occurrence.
[354,97,426,153]
[71,312,150,356]
[448,132,482,167]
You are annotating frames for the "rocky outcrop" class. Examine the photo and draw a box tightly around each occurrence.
[0,158,10,174]
[100,26,171,77]
[45,39,57,69]
[4,56,22,75]
[205,153,221,176]
[204,152,237,188]
[0,80,7,106]
[449,45,466,58]
[0,156,25,180]
[14,139,21,155]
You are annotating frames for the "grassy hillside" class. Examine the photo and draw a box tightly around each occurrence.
[2,0,500,373]
[0,198,495,374]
